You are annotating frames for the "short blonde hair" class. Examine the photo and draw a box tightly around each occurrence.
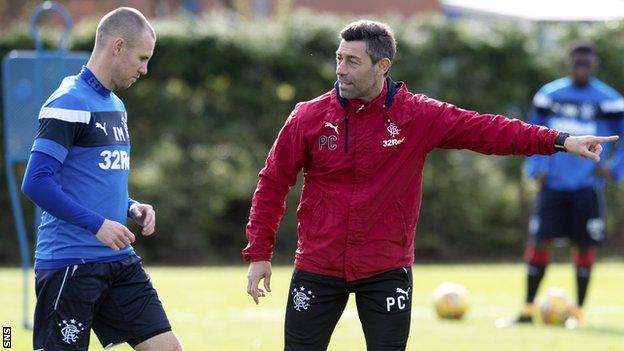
[95,7,156,48]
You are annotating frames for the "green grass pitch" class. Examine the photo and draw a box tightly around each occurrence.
[1,262,622,350]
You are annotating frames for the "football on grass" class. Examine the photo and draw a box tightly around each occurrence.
[539,287,573,325]
[433,282,469,319]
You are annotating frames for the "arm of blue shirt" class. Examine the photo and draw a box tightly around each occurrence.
[607,116,624,181]
[21,151,105,234]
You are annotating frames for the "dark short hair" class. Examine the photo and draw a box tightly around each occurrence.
[340,20,396,64]
[568,41,597,58]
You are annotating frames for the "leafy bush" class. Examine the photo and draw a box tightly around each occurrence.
[1,13,622,264]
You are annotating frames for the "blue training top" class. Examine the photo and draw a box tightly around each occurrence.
[25,67,136,269]
[525,77,624,190]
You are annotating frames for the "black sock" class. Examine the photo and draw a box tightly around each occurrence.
[526,263,546,304]
[576,265,592,307]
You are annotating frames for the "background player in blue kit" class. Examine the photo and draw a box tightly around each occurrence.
[514,42,624,325]
[21,7,183,350]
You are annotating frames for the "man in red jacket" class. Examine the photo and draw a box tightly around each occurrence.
[243,20,616,350]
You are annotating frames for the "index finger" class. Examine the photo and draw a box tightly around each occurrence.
[107,241,121,251]
[130,205,143,219]
[123,227,136,243]
[592,135,619,143]
[142,225,155,236]
[247,277,259,304]
[143,210,155,229]
[141,212,156,235]
[264,273,271,293]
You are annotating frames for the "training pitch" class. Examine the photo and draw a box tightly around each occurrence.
[1,262,622,350]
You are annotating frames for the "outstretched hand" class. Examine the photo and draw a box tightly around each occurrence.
[564,135,619,162]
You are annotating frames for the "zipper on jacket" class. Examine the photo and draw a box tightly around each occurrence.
[344,114,349,153]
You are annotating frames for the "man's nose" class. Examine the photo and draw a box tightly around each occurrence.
[336,60,347,76]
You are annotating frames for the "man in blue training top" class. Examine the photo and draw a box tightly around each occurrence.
[22,7,183,350]
[511,42,624,326]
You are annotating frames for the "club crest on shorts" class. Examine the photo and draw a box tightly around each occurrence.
[58,319,84,344]
[587,218,605,241]
[291,286,315,311]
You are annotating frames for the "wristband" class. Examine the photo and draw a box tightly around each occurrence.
[554,132,570,152]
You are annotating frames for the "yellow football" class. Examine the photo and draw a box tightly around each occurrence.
[433,282,469,319]
[539,287,573,325]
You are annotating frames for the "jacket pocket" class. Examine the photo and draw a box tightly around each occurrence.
[394,200,409,245]
[297,192,325,242]
[390,200,412,257]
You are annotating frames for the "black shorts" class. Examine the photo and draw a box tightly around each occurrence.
[285,267,412,351]
[528,186,606,247]
[33,255,171,350]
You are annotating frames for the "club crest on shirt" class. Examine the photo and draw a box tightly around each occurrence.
[387,121,401,137]
[383,120,405,147]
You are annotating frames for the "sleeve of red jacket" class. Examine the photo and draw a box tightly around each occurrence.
[242,105,306,262]
[421,96,558,155]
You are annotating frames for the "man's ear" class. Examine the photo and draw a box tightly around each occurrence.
[112,37,125,56]
[377,58,392,76]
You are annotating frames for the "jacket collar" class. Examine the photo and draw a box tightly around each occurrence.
[343,80,388,114]
[328,76,410,126]
[334,76,400,109]
[78,66,111,97]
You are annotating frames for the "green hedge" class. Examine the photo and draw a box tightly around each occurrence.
[1,13,623,264]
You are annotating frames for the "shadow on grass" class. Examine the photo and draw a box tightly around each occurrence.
[576,325,624,337]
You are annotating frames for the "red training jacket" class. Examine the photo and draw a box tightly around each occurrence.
[243,78,558,281]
